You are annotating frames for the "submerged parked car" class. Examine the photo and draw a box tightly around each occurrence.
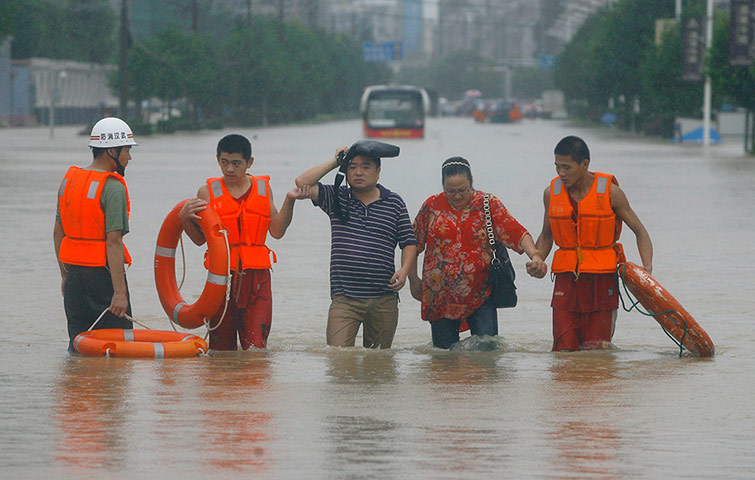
[474,100,523,123]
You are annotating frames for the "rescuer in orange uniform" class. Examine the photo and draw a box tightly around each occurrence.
[54,117,138,351]
[178,134,306,350]
[526,135,653,351]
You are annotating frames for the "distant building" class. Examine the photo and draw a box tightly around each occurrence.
[543,0,614,49]
[9,58,116,127]
[0,38,10,126]
[123,1,622,68]
[436,0,539,67]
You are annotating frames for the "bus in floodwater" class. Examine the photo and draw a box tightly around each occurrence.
[360,85,429,138]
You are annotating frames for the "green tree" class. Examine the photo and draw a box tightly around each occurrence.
[554,0,675,124]
[708,11,755,110]
[639,23,702,135]
[0,0,19,40]
[9,0,115,62]
[553,10,613,119]
[511,67,554,100]
[319,33,390,114]
[397,50,501,99]
[65,0,116,63]
[708,10,755,151]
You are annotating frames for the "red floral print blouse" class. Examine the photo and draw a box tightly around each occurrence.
[413,190,529,325]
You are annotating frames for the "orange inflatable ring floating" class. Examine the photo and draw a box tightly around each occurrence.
[74,329,208,358]
[154,199,229,329]
[619,262,715,357]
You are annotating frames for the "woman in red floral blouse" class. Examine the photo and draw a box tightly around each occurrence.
[409,157,545,349]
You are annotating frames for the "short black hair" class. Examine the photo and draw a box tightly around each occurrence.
[441,156,473,185]
[217,134,252,160]
[554,135,590,164]
[91,147,107,159]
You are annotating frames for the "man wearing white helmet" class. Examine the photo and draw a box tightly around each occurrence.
[53,117,138,351]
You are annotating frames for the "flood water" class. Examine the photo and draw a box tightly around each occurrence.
[1,117,754,478]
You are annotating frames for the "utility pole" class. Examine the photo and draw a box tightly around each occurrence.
[703,0,713,146]
[118,0,131,119]
[307,0,319,29]
[191,0,199,33]
[247,0,253,26]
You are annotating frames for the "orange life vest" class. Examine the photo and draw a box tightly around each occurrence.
[58,166,132,267]
[206,175,274,271]
[549,172,624,274]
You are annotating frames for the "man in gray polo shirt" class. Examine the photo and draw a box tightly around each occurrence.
[295,144,417,348]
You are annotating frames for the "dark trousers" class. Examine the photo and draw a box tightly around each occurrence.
[430,297,498,349]
[64,265,132,351]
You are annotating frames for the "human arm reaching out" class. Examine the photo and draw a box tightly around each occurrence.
[294,146,348,203]
[268,186,312,239]
[178,186,211,246]
[611,184,653,274]
[526,187,553,279]
[519,233,546,276]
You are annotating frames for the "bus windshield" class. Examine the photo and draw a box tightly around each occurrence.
[366,91,424,129]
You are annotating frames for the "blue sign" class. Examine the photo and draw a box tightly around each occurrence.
[537,55,557,70]
[363,42,403,62]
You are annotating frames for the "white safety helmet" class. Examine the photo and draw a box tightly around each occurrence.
[88,117,138,148]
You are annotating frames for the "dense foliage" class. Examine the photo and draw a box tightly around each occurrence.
[4,0,389,129]
[5,0,116,63]
[396,50,503,99]
[117,20,389,127]
[554,0,678,131]
[553,0,755,140]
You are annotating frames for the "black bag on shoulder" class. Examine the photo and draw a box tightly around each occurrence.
[484,194,517,308]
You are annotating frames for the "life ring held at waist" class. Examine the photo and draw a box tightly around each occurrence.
[74,329,208,358]
[619,262,715,357]
[154,199,229,329]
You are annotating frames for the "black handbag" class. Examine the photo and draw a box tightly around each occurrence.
[483,194,517,308]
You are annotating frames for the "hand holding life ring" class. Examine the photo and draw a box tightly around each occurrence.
[154,199,229,329]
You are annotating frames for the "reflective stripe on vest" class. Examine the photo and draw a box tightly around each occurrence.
[87,181,99,199]
[211,180,223,199]
[596,175,607,194]
[256,179,267,197]
[58,166,132,267]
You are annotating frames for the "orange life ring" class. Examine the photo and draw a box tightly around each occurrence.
[619,262,715,357]
[154,199,229,329]
[74,329,208,358]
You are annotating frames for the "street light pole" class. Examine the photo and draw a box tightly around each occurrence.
[50,70,66,139]
[49,71,56,139]
[702,0,713,146]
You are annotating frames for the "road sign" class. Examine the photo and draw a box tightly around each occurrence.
[363,42,403,62]
[536,55,557,70]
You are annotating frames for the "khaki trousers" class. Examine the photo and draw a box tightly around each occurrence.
[326,294,398,348]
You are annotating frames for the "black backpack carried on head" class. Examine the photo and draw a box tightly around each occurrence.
[332,140,400,222]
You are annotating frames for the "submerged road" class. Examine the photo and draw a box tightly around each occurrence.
[1,117,754,478]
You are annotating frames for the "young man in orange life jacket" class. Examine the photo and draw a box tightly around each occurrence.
[54,117,137,352]
[526,135,653,351]
[178,134,306,350]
